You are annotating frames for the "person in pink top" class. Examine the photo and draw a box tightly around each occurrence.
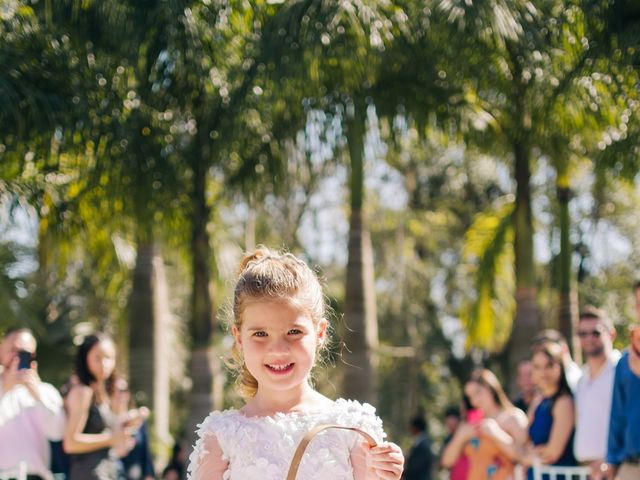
[0,327,66,480]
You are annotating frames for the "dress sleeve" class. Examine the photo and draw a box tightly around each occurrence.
[337,399,386,449]
[36,383,66,440]
[187,411,231,480]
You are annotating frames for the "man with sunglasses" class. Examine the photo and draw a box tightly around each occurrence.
[573,306,620,480]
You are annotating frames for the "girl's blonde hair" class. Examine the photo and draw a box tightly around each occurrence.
[229,246,327,398]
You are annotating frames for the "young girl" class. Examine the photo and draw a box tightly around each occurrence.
[188,248,404,480]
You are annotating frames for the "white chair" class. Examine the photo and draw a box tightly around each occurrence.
[0,461,27,480]
[532,464,591,480]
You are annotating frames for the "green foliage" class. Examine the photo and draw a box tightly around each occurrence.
[460,201,516,352]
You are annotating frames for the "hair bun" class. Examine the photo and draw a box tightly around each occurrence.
[237,246,272,275]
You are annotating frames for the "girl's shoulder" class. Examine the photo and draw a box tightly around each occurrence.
[328,398,386,443]
[65,383,93,406]
[194,408,242,438]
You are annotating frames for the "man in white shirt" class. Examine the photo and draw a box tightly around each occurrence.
[573,306,620,480]
[0,328,66,480]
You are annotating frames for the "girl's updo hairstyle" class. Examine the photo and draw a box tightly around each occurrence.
[229,246,328,398]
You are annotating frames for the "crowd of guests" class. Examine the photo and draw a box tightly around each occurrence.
[2,282,639,480]
[431,285,640,480]
[0,330,186,480]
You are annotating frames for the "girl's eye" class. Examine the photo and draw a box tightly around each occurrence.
[288,329,303,335]
[253,331,267,337]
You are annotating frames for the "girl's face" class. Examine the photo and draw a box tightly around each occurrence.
[465,381,495,413]
[87,339,116,382]
[233,299,327,397]
[531,351,562,393]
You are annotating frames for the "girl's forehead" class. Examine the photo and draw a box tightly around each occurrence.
[241,299,314,326]
[532,352,554,365]
[91,340,116,356]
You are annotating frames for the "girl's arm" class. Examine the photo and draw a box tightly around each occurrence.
[440,423,475,468]
[480,410,529,461]
[191,434,228,480]
[63,385,129,454]
[534,395,574,464]
[351,440,404,480]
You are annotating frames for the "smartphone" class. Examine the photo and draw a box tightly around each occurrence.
[467,409,484,425]
[17,350,33,370]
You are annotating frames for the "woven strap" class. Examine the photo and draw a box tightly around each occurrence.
[286,424,378,480]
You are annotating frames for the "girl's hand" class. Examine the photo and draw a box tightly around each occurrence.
[364,442,404,480]
[456,422,478,442]
[111,426,135,457]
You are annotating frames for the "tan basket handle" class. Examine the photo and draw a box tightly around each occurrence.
[286,424,378,480]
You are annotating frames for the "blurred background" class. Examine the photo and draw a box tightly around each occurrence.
[1,0,639,465]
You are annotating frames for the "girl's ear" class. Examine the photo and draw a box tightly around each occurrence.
[316,320,328,344]
[232,325,242,349]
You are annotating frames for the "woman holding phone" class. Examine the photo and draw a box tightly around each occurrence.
[441,369,529,479]
[63,333,145,480]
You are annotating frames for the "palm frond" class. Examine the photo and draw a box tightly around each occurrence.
[460,200,516,352]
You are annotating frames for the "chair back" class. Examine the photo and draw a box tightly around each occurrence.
[532,464,590,480]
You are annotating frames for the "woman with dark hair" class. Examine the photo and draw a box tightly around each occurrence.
[525,341,577,478]
[441,369,529,479]
[63,334,141,480]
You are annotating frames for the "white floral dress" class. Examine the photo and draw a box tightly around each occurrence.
[187,398,386,480]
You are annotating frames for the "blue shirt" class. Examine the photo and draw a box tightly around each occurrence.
[606,350,640,465]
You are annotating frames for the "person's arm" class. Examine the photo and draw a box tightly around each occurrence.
[606,361,626,475]
[440,423,475,468]
[534,395,574,464]
[63,385,130,454]
[481,410,529,461]
[35,383,66,440]
[191,433,228,480]
[351,440,404,480]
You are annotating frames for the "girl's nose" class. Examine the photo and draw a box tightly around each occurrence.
[269,336,290,354]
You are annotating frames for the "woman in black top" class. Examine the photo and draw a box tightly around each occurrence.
[63,334,141,480]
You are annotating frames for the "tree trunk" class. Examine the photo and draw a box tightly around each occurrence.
[506,139,539,392]
[341,99,378,404]
[128,242,172,453]
[186,156,215,446]
[128,243,155,407]
[557,182,580,361]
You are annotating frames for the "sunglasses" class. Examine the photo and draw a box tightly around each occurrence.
[577,329,602,338]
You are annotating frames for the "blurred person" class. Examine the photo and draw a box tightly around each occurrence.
[573,306,620,479]
[0,327,66,480]
[532,330,582,391]
[110,377,154,480]
[525,342,576,479]
[442,406,461,447]
[513,359,536,413]
[161,441,186,480]
[440,405,468,480]
[63,334,145,480]
[635,280,640,322]
[441,369,528,480]
[606,319,640,480]
[403,415,432,480]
